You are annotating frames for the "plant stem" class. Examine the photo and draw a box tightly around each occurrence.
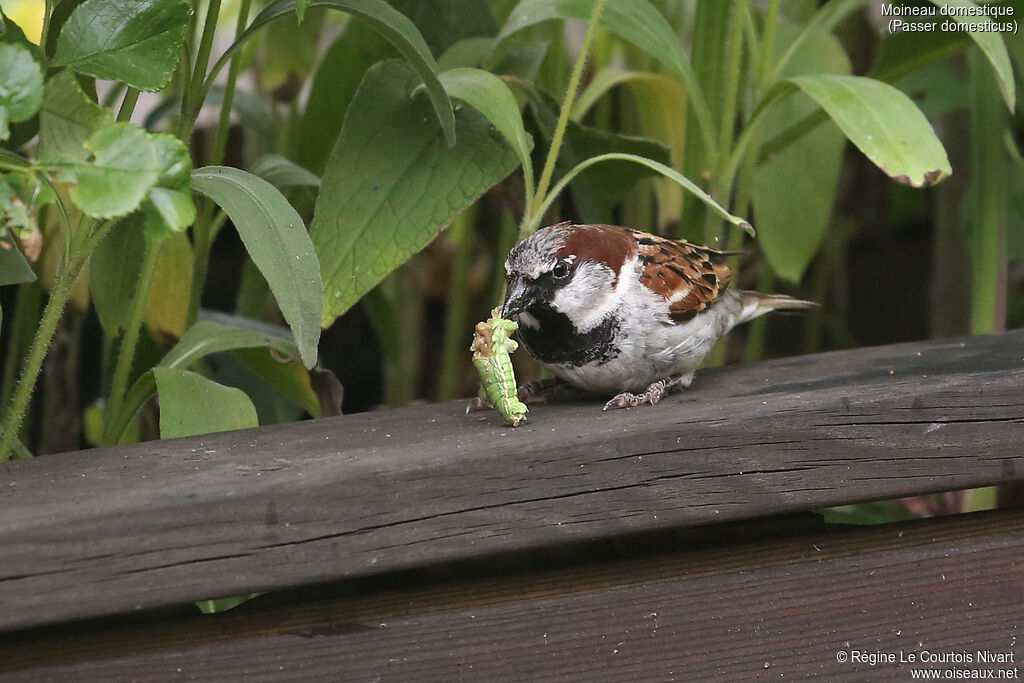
[438,208,475,401]
[186,0,250,329]
[0,254,86,461]
[40,0,55,52]
[117,88,141,123]
[179,0,223,141]
[522,0,607,238]
[102,242,161,446]
[968,51,1008,334]
[704,0,746,245]
[0,282,42,409]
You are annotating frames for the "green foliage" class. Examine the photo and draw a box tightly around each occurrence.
[154,367,258,438]
[52,0,190,91]
[0,0,1018,462]
[0,43,43,141]
[312,60,518,325]
[787,75,952,188]
[191,166,322,369]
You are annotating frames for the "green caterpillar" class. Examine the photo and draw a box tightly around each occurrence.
[471,308,528,427]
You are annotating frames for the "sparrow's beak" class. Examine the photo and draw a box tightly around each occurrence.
[502,279,536,318]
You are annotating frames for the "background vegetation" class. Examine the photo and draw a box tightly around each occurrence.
[0,0,1021,523]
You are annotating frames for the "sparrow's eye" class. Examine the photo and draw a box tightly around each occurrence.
[551,260,571,279]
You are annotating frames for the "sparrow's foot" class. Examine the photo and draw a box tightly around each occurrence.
[466,396,492,414]
[517,377,566,404]
[603,374,693,411]
[467,378,567,414]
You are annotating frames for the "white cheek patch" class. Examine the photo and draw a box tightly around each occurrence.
[551,261,619,332]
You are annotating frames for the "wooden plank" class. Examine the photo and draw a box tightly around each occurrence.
[2,510,1021,681]
[1,331,1023,632]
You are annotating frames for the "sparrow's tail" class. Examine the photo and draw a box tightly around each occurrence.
[734,290,817,326]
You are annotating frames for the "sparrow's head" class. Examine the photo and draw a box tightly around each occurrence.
[502,223,634,331]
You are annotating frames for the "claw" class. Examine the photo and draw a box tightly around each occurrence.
[602,374,694,411]
[466,396,493,414]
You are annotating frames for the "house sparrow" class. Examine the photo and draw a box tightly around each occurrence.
[502,222,815,410]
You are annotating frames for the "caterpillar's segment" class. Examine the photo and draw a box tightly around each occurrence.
[470,308,528,427]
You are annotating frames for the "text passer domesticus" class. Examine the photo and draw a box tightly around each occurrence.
[502,222,815,410]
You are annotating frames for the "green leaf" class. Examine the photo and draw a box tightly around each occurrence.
[66,122,162,218]
[292,19,395,173]
[296,0,311,22]
[106,316,301,443]
[140,134,195,243]
[389,0,498,56]
[250,154,321,189]
[235,347,322,418]
[539,152,754,236]
[0,231,36,285]
[498,0,713,152]
[925,0,1015,111]
[52,0,190,92]
[787,74,951,188]
[38,71,115,161]
[438,67,533,204]
[191,166,322,368]
[753,24,850,283]
[195,594,259,614]
[90,213,146,335]
[209,0,455,147]
[312,60,518,325]
[437,36,496,70]
[525,84,671,222]
[155,368,258,439]
[0,44,43,141]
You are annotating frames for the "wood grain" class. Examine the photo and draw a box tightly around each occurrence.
[2,509,1021,681]
[1,331,1023,632]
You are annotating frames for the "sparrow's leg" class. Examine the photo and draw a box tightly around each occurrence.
[466,377,567,414]
[603,373,694,411]
[516,377,566,404]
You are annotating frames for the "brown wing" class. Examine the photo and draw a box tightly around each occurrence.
[628,229,734,323]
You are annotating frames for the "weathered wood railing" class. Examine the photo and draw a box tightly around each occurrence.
[1,330,1022,680]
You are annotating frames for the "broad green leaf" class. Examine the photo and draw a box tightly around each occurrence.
[293,19,395,174]
[787,74,951,188]
[52,0,190,91]
[66,122,162,218]
[191,166,322,368]
[499,0,713,151]
[389,0,498,56]
[144,232,192,343]
[0,43,43,141]
[236,347,321,417]
[437,36,496,70]
[38,71,115,161]
[0,231,36,285]
[311,60,518,325]
[155,368,258,439]
[926,0,1015,111]
[141,135,195,243]
[90,213,146,335]
[106,316,300,443]
[753,24,850,283]
[261,6,322,92]
[250,154,321,189]
[438,67,533,203]
[208,0,455,147]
